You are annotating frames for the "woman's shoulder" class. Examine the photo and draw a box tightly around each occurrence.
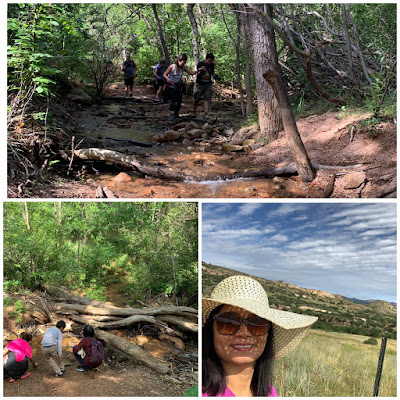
[269,385,278,397]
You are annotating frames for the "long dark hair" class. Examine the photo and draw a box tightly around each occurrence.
[202,305,274,396]
[175,53,188,67]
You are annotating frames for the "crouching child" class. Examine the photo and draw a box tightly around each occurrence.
[73,325,104,372]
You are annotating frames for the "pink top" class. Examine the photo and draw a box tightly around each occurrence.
[7,339,32,362]
[203,385,278,397]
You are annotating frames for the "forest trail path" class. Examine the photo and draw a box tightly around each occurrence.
[21,82,396,198]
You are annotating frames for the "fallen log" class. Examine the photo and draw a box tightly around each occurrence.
[54,302,198,317]
[95,329,172,374]
[38,296,53,323]
[44,285,118,309]
[71,148,186,181]
[157,315,198,333]
[213,162,364,181]
[374,179,396,198]
[65,313,161,329]
[103,186,118,198]
[95,186,106,198]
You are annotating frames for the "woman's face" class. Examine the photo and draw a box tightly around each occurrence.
[213,305,268,368]
[178,59,186,66]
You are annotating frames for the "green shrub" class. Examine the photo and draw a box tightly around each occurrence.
[364,337,378,345]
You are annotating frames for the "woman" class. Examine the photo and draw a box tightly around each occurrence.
[163,54,202,121]
[72,325,103,372]
[202,275,318,397]
[3,332,38,382]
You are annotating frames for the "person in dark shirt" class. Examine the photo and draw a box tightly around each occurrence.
[73,325,102,372]
[121,52,137,97]
[192,53,221,120]
[154,58,167,101]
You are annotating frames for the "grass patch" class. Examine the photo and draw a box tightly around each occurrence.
[274,329,396,396]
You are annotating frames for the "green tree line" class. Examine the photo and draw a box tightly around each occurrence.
[3,202,198,306]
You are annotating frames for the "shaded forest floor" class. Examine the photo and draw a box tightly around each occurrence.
[3,285,197,397]
[7,82,396,198]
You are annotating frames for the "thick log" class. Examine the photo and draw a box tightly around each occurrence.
[95,329,172,374]
[64,313,160,329]
[38,296,53,322]
[263,70,315,182]
[102,187,118,198]
[214,162,364,181]
[157,315,198,333]
[44,285,118,309]
[374,179,396,198]
[54,302,197,317]
[72,148,186,181]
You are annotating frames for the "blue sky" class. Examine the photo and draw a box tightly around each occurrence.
[202,203,397,303]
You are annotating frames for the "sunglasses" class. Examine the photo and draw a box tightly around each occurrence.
[213,313,271,336]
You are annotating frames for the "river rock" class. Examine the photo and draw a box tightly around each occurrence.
[242,139,256,146]
[223,128,234,136]
[152,130,181,142]
[222,144,243,152]
[113,172,132,183]
[343,171,366,189]
[185,122,198,131]
[187,129,205,139]
[172,122,188,131]
[67,87,93,106]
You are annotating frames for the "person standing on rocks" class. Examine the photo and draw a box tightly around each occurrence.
[163,54,202,121]
[154,58,167,101]
[41,321,66,378]
[192,53,221,121]
[121,52,137,97]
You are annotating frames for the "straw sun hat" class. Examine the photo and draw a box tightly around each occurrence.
[202,275,318,359]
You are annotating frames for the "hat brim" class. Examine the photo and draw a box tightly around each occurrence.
[202,297,318,359]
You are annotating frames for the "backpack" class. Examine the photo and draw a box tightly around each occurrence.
[89,338,104,364]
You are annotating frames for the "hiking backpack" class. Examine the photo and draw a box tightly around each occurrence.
[89,338,104,364]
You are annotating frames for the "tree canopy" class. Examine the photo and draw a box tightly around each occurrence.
[3,202,198,307]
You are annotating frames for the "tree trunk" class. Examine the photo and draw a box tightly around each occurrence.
[263,69,315,182]
[240,6,253,117]
[248,4,282,141]
[157,315,198,333]
[95,329,171,374]
[341,4,356,85]
[187,4,200,67]
[151,5,170,65]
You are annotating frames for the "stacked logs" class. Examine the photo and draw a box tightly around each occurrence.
[44,285,198,375]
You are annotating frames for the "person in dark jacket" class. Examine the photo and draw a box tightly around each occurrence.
[72,325,102,372]
[121,52,137,97]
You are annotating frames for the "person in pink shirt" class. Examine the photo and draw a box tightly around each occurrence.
[3,332,38,383]
[202,276,318,397]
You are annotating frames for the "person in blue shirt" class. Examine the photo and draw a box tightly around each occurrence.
[154,59,167,101]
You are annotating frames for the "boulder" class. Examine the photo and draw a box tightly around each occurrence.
[112,172,132,183]
[222,144,243,152]
[242,139,256,146]
[187,129,205,139]
[152,130,181,142]
[67,87,93,106]
[343,171,366,189]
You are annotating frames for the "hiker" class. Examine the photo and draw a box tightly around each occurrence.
[201,275,318,396]
[163,54,202,121]
[3,332,38,383]
[72,325,104,372]
[121,52,137,97]
[41,320,66,378]
[154,58,167,101]
[193,53,221,121]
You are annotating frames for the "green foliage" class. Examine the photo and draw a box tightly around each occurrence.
[3,202,198,307]
[364,337,378,345]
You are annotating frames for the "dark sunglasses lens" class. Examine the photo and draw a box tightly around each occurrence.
[247,317,270,335]
[216,315,241,335]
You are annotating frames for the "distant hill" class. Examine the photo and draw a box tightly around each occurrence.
[202,262,397,340]
[342,296,397,308]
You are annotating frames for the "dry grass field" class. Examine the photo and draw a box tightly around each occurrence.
[274,329,396,397]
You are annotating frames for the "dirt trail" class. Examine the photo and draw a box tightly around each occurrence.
[13,82,396,198]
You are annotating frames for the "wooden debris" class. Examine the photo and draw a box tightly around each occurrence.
[323,173,336,198]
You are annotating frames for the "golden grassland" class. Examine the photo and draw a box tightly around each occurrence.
[274,329,396,397]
